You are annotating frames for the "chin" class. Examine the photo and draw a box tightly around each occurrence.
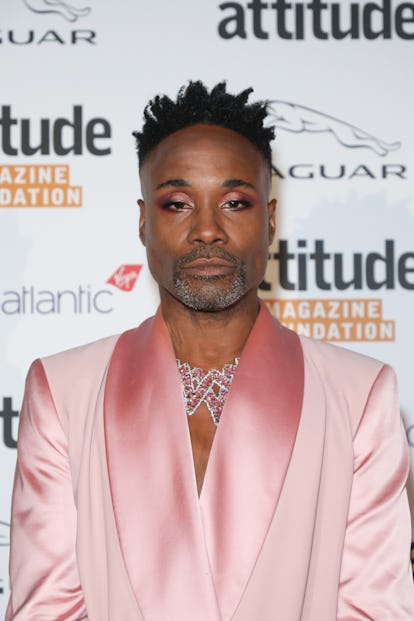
[175,281,246,312]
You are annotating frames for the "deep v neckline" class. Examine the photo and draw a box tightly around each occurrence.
[187,407,218,497]
[177,357,240,496]
[104,302,304,621]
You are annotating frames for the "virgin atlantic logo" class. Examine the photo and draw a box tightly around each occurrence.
[268,101,401,157]
[107,265,142,292]
[22,0,91,22]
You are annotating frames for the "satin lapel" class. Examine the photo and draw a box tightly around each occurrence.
[104,310,220,621]
[200,302,304,621]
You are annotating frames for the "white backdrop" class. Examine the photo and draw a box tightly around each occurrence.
[1,0,414,612]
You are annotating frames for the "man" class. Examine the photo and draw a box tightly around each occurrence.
[6,82,414,620]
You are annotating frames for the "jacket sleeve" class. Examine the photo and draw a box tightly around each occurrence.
[6,359,87,620]
[338,364,414,620]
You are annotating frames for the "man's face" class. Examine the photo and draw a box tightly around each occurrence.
[138,124,276,312]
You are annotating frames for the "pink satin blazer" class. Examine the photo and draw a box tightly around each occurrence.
[6,304,414,620]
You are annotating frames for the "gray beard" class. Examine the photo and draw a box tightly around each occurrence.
[172,248,247,312]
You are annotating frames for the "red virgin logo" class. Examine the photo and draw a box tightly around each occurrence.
[107,265,142,292]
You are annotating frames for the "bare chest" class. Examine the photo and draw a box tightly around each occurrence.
[188,404,217,496]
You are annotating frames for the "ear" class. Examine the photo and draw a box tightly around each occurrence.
[267,198,276,244]
[137,199,146,246]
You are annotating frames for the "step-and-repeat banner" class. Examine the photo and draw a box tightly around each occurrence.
[1,0,413,610]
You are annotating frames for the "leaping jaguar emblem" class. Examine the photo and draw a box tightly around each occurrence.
[22,0,91,22]
[268,101,401,157]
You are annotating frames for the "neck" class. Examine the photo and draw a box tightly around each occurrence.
[160,290,260,370]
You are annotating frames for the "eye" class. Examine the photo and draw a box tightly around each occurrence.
[222,199,252,211]
[161,200,192,212]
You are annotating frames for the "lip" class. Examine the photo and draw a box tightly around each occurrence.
[180,258,236,277]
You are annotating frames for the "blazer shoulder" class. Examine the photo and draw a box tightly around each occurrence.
[41,332,121,383]
[298,334,391,433]
[299,333,384,373]
[34,333,122,431]
[37,318,156,423]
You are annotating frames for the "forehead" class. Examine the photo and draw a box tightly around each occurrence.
[140,124,269,190]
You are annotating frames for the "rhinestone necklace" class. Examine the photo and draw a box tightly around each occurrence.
[176,358,239,426]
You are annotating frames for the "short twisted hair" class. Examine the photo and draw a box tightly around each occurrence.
[133,81,275,170]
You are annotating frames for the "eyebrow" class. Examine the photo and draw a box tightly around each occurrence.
[155,178,255,190]
[156,179,191,190]
[222,179,255,190]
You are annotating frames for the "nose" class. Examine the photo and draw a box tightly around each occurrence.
[187,206,228,245]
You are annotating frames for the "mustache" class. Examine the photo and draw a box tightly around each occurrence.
[175,247,242,268]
